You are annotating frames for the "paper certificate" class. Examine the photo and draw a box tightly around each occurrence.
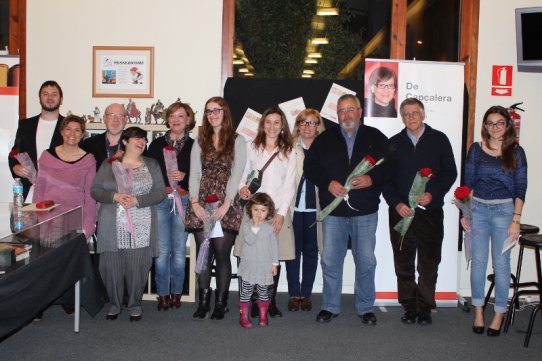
[320,83,357,123]
[236,108,262,141]
[279,97,306,131]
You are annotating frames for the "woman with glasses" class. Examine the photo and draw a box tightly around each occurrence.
[365,66,398,118]
[284,109,325,312]
[186,96,246,320]
[463,105,527,336]
[237,106,296,318]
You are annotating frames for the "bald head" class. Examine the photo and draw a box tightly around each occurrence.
[103,103,128,136]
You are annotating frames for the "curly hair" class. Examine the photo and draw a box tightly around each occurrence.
[198,97,237,163]
[245,192,276,220]
[60,114,86,133]
[253,106,293,158]
[481,105,518,171]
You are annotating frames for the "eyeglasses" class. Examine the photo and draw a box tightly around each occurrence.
[105,113,127,120]
[205,108,223,116]
[401,111,423,119]
[337,107,360,114]
[375,83,396,90]
[299,120,319,127]
[485,120,506,129]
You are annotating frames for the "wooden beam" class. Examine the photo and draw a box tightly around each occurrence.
[221,0,234,95]
[390,0,407,60]
[459,0,480,149]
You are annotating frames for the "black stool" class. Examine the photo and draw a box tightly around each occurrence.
[483,224,540,309]
[503,233,542,347]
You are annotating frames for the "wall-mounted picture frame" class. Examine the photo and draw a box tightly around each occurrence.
[92,46,154,98]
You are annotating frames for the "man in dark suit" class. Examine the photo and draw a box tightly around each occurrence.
[9,80,64,200]
[82,103,128,171]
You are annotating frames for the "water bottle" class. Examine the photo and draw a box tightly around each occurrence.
[13,178,24,208]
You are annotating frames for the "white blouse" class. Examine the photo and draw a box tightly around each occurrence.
[240,143,296,216]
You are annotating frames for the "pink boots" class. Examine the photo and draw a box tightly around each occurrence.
[258,300,270,326]
[238,302,253,329]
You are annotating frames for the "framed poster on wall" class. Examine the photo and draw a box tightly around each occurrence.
[92,46,154,98]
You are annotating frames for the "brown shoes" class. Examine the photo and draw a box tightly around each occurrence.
[157,295,170,311]
[300,297,312,311]
[288,297,300,311]
[170,294,181,309]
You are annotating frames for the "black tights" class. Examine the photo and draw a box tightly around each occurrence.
[194,231,235,293]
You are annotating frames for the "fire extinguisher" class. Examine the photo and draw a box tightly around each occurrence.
[508,102,524,142]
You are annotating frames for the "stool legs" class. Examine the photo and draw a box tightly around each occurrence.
[523,247,542,347]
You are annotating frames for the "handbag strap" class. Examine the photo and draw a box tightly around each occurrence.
[259,151,279,173]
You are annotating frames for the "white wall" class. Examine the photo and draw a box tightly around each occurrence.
[458,0,542,298]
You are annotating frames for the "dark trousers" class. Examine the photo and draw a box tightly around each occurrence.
[285,211,319,298]
[388,207,444,312]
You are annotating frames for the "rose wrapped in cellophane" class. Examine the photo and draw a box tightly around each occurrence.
[163,145,185,219]
[110,158,136,241]
[311,155,384,226]
[195,194,221,274]
[452,185,473,267]
[9,150,37,184]
[393,167,433,250]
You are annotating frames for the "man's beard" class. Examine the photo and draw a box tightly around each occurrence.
[340,119,359,130]
[40,100,61,112]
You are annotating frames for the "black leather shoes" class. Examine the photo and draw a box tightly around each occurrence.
[417,312,432,325]
[360,312,377,325]
[487,326,501,336]
[401,310,417,324]
[129,314,142,322]
[316,310,338,323]
[105,314,118,321]
[472,325,484,334]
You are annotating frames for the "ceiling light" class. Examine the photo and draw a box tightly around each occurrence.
[317,7,339,16]
[241,57,249,63]
[233,59,244,65]
[303,69,315,75]
[311,37,329,45]
[238,68,249,73]
[244,72,254,77]
[302,74,312,78]
[417,40,423,45]
[305,58,318,64]
[308,52,322,58]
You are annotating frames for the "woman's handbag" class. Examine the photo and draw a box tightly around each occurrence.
[241,151,279,205]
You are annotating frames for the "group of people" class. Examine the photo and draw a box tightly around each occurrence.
[9,81,527,336]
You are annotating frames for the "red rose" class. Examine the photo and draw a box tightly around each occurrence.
[164,146,175,151]
[420,168,433,178]
[107,156,120,164]
[8,149,18,158]
[365,155,376,166]
[454,185,471,201]
[205,194,220,203]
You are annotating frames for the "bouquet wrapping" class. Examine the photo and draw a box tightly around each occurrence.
[312,155,384,226]
[163,146,185,220]
[195,194,221,274]
[9,150,37,184]
[111,159,136,241]
[393,168,433,250]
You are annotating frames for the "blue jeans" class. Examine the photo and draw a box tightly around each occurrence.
[321,213,378,315]
[285,211,319,298]
[154,195,189,296]
[470,199,514,313]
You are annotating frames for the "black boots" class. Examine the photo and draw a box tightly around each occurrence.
[210,290,229,320]
[268,265,282,317]
[193,288,212,319]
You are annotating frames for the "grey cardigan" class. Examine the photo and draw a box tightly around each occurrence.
[91,156,166,256]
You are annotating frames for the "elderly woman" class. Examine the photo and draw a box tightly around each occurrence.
[285,109,325,312]
[238,106,296,317]
[91,127,166,322]
[185,96,246,320]
[33,114,96,238]
[464,106,527,337]
[148,102,195,311]
[365,66,398,118]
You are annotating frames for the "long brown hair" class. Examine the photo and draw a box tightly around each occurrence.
[198,97,237,162]
[253,106,293,158]
[481,105,518,171]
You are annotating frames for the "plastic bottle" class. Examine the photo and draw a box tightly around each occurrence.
[13,178,24,208]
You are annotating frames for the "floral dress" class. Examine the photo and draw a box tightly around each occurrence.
[185,147,243,233]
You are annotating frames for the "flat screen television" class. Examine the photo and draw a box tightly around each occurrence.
[515,7,542,72]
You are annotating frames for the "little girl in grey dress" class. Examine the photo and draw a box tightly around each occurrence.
[237,193,278,328]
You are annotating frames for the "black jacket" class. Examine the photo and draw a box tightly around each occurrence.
[147,135,194,191]
[82,132,108,172]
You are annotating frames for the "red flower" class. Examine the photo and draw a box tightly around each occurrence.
[205,194,220,203]
[164,146,175,151]
[8,149,18,158]
[364,155,376,166]
[107,156,120,164]
[420,168,433,178]
[454,185,472,201]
